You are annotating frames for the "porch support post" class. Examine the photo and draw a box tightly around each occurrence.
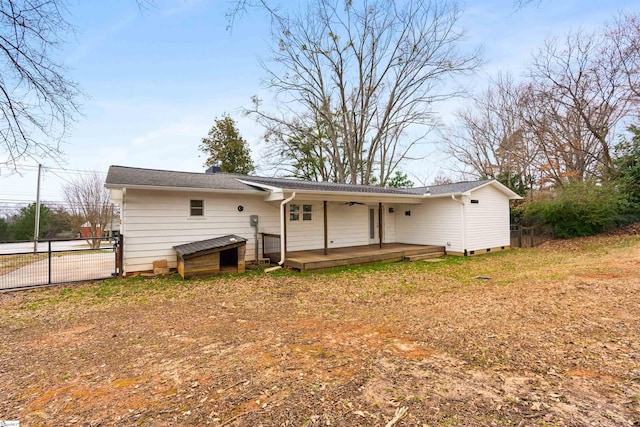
[323,200,328,255]
[378,202,383,248]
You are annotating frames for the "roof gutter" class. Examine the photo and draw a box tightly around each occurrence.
[258,187,425,200]
[423,192,464,198]
[279,192,296,266]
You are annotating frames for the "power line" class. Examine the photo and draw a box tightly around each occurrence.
[8,164,108,175]
[45,169,74,185]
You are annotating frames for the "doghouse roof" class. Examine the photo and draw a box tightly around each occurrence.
[174,235,247,257]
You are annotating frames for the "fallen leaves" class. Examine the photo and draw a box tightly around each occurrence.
[0,233,639,425]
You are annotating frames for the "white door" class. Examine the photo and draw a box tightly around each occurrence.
[369,207,379,244]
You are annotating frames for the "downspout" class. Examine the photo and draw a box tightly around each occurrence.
[120,188,126,276]
[451,194,466,256]
[279,192,296,265]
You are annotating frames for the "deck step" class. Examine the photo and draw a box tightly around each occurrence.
[404,252,445,262]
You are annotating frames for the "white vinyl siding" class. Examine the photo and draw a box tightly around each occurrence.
[395,184,513,254]
[327,203,369,248]
[395,198,463,253]
[122,189,280,273]
[464,185,511,251]
[286,202,386,251]
[286,201,324,251]
[383,205,396,243]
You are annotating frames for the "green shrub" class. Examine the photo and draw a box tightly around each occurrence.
[614,124,640,215]
[522,181,628,238]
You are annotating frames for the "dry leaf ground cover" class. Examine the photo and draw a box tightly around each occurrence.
[1,234,639,426]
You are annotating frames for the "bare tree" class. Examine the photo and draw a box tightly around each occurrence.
[0,0,81,169]
[528,29,635,178]
[519,81,602,187]
[1,0,157,171]
[246,0,481,185]
[443,13,639,191]
[63,172,114,249]
[262,113,344,181]
[444,75,538,193]
[431,171,454,185]
[607,12,640,101]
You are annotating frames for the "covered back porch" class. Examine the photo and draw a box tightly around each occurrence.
[261,188,436,271]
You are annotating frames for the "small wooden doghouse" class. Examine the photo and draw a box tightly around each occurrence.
[174,235,247,279]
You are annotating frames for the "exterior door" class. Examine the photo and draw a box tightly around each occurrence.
[369,207,379,244]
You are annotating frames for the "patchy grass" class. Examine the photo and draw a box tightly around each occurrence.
[1,234,639,426]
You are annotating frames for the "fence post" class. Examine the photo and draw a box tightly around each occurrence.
[48,240,52,285]
[518,226,522,248]
[530,226,535,248]
[118,235,124,277]
[112,238,118,277]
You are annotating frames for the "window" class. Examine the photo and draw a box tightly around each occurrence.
[190,199,204,217]
[289,204,299,221]
[302,204,313,221]
[290,204,313,221]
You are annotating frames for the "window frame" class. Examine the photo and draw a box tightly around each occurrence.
[189,198,205,218]
[289,203,313,222]
[302,204,313,221]
[289,203,300,221]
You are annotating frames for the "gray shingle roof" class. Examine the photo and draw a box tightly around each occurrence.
[174,235,247,257]
[105,166,262,192]
[106,165,502,197]
[408,179,494,195]
[106,165,413,195]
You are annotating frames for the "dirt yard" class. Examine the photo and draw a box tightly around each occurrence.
[1,234,639,426]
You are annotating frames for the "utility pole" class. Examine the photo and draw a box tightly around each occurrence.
[33,164,42,254]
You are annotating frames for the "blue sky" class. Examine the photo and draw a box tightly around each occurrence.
[1,0,638,210]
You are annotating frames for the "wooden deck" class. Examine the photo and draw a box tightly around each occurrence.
[282,243,445,272]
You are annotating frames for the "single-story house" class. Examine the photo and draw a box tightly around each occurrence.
[105,165,521,274]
